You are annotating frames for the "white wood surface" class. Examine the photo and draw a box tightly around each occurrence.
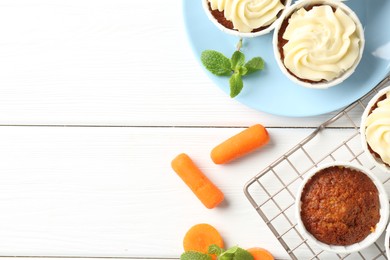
[0,1,385,260]
[0,126,357,259]
[0,0,355,127]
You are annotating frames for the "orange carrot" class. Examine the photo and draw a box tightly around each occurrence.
[247,247,274,260]
[211,124,270,164]
[183,223,224,258]
[171,153,224,209]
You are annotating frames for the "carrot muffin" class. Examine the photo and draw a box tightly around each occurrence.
[300,166,380,246]
[364,90,390,168]
[274,1,364,87]
[207,0,286,33]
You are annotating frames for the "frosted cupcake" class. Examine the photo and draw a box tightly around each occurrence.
[273,0,364,88]
[202,0,292,37]
[361,86,390,172]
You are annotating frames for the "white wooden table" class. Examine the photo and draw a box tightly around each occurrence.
[0,1,379,259]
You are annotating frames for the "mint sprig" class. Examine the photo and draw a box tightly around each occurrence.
[208,244,253,260]
[200,39,264,98]
[221,246,253,260]
[180,244,253,260]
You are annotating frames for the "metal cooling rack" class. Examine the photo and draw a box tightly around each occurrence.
[244,75,390,260]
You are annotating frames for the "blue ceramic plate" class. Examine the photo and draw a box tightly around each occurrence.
[183,0,390,117]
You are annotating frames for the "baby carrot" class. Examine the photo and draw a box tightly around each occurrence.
[247,247,274,260]
[171,153,224,209]
[183,223,224,258]
[211,124,270,164]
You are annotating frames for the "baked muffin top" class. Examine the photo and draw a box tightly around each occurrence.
[300,166,380,246]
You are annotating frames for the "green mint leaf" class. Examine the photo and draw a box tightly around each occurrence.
[201,50,232,76]
[219,246,253,260]
[208,244,224,256]
[238,66,248,76]
[219,255,233,260]
[219,246,237,260]
[244,57,264,75]
[232,248,253,260]
[222,246,239,254]
[230,51,245,70]
[180,251,212,260]
[229,73,244,98]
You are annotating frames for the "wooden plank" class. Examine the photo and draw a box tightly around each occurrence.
[0,126,359,258]
[0,0,355,127]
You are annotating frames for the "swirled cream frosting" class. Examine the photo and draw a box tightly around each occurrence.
[209,0,285,33]
[365,92,390,166]
[282,5,360,82]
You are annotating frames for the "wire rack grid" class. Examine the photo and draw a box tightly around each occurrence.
[244,75,390,260]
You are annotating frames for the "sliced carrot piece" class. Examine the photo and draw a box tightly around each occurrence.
[183,223,224,258]
[247,247,274,260]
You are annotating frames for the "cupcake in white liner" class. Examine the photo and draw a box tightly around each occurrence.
[202,0,292,38]
[295,162,389,254]
[273,0,365,88]
[360,86,390,172]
